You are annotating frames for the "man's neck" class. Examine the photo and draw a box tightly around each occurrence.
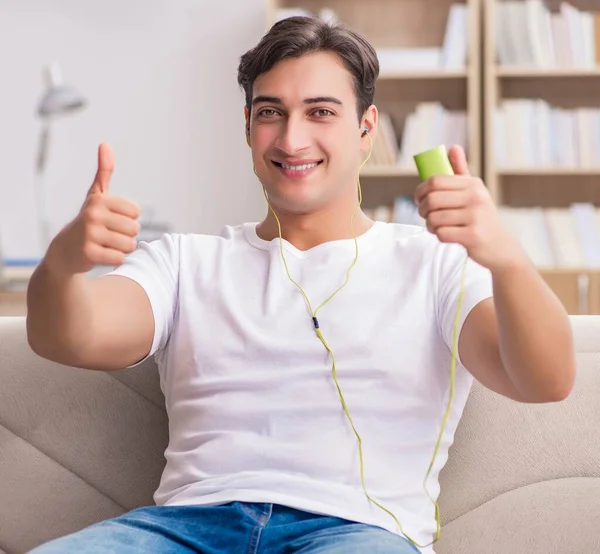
[256,205,374,251]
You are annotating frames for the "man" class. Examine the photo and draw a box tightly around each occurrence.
[26,15,575,554]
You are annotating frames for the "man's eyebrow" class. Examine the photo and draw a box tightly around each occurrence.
[251,95,343,106]
[252,95,282,106]
[304,96,343,106]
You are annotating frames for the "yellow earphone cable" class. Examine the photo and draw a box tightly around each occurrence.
[254,132,468,550]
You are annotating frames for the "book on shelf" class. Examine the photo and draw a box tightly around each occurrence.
[495,99,600,168]
[365,105,467,169]
[274,4,469,72]
[378,3,469,72]
[498,204,600,270]
[495,0,600,68]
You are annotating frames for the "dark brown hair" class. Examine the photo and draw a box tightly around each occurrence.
[237,16,379,124]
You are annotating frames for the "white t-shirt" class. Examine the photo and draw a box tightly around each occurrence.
[109,221,493,553]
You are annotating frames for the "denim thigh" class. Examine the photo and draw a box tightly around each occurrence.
[26,502,422,554]
[26,503,253,554]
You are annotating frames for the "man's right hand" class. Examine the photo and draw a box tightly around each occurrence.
[45,143,141,276]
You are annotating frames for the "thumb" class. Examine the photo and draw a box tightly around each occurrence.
[89,143,114,195]
[448,145,470,176]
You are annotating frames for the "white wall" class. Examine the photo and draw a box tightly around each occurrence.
[0,0,267,259]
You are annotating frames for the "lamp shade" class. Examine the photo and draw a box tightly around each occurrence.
[36,62,86,117]
[37,85,85,117]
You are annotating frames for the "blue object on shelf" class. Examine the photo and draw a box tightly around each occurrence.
[2,258,41,267]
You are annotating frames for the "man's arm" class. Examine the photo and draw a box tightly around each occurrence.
[27,142,157,371]
[414,145,576,404]
[459,259,575,403]
[27,265,154,371]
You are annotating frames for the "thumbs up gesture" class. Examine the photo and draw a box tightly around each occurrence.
[45,143,141,276]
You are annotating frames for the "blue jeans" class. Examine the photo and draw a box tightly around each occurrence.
[28,502,422,553]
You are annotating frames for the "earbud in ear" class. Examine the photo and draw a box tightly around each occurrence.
[361,128,369,137]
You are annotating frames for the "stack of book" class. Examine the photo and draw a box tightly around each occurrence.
[398,104,468,168]
[376,3,469,72]
[498,204,600,269]
[363,105,468,169]
[495,0,600,68]
[495,99,600,169]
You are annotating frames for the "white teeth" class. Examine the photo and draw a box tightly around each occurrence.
[280,162,318,171]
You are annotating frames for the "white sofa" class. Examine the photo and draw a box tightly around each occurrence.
[0,315,599,553]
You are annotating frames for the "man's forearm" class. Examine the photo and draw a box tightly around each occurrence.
[491,257,576,402]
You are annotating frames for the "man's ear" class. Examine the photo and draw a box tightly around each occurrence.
[360,104,378,148]
[244,106,251,147]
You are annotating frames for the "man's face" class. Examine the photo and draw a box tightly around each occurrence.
[245,51,376,215]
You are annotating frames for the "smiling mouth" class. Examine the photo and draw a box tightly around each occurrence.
[272,160,323,171]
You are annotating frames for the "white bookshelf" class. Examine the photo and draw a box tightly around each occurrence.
[484,0,600,313]
[484,0,600,198]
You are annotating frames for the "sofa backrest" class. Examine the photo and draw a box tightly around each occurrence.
[0,316,599,554]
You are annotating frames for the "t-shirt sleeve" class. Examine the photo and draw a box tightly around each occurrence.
[105,233,180,363]
[435,241,494,366]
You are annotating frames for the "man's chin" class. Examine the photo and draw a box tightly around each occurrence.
[262,190,325,216]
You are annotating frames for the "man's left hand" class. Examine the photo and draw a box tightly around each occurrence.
[414,145,527,273]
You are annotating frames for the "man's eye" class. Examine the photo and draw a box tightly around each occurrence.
[258,109,278,117]
[314,109,333,117]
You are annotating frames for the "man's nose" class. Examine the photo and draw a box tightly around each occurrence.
[275,117,311,155]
